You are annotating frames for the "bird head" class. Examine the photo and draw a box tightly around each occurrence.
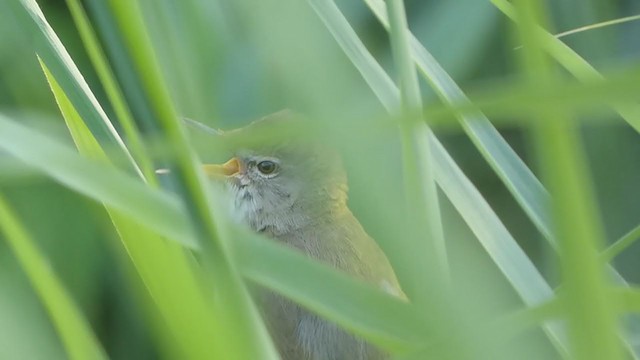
[203,111,348,236]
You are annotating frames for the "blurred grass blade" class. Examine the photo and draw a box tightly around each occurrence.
[0,111,427,351]
[385,0,449,297]
[617,288,640,314]
[420,70,640,124]
[602,223,640,263]
[0,110,197,249]
[308,0,399,110]
[310,0,568,352]
[514,1,623,359]
[361,0,554,242]
[491,0,640,326]
[105,1,279,357]
[0,195,107,360]
[491,0,640,134]
[15,0,141,176]
[42,67,273,359]
[430,135,568,353]
[64,0,157,182]
[231,225,428,352]
[333,8,637,353]
[403,297,564,359]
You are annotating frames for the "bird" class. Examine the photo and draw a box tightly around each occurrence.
[201,110,403,360]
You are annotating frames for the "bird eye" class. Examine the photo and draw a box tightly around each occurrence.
[256,160,278,175]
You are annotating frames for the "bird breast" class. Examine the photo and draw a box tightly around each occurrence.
[229,183,310,237]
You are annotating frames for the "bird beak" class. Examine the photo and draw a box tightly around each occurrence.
[202,157,241,179]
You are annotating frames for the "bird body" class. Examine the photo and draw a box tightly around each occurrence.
[204,112,402,359]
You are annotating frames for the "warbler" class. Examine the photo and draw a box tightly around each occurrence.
[203,111,402,360]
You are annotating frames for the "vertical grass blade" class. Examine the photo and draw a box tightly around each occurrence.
[362,0,554,243]
[385,0,448,296]
[0,195,107,360]
[513,1,623,359]
[309,0,569,352]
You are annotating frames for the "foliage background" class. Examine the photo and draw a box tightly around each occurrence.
[0,0,639,359]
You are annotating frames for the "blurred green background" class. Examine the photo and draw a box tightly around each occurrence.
[1,0,639,358]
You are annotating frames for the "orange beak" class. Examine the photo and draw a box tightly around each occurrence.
[202,157,241,179]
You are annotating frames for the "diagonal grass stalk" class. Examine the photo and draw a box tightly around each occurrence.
[64,0,156,183]
[5,0,639,358]
[0,195,107,360]
[602,223,640,263]
[0,111,431,352]
[361,0,555,246]
[42,66,227,358]
[491,0,640,134]
[310,0,569,352]
[553,14,640,40]
[16,0,142,177]
[71,0,278,357]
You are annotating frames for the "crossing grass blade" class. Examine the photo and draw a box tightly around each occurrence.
[513,1,623,359]
[101,1,282,357]
[0,110,431,353]
[5,0,639,358]
[15,0,141,176]
[42,67,236,359]
[361,0,554,243]
[602,223,640,263]
[491,0,640,134]
[64,0,157,182]
[384,0,449,298]
[309,0,569,353]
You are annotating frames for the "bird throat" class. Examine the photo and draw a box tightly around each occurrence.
[228,181,347,238]
[228,184,309,237]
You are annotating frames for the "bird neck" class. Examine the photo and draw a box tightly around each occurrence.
[249,183,349,238]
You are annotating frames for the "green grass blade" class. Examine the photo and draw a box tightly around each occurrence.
[64,0,157,183]
[104,1,279,357]
[617,288,640,314]
[0,110,197,248]
[430,135,568,353]
[232,225,428,352]
[513,1,623,359]
[15,0,141,176]
[361,0,554,242]
[552,15,640,41]
[42,66,274,359]
[310,0,569,352]
[308,0,399,110]
[602,223,640,263]
[419,69,640,125]
[385,0,449,294]
[491,0,640,134]
[356,12,639,323]
[0,195,107,360]
[0,111,429,351]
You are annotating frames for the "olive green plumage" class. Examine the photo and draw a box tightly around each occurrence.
[209,111,402,360]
